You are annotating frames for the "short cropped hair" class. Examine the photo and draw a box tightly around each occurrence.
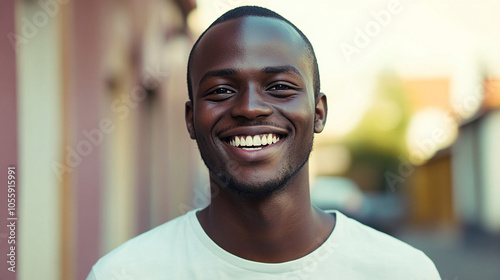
[186,6,321,101]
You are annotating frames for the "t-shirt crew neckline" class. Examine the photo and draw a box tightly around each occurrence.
[187,209,341,274]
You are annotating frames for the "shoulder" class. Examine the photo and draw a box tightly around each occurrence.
[334,211,414,249]
[331,211,441,279]
[87,210,196,279]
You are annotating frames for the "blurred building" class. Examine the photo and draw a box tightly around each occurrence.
[451,79,500,234]
[5,0,202,279]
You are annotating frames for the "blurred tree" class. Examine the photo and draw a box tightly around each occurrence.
[341,72,412,192]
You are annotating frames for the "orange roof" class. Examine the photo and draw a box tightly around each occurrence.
[402,78,451,112]
[484,79,500,110]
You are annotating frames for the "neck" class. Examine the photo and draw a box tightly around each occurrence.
[197,167,335,263]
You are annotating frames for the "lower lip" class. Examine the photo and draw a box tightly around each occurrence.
[223,139,284,162]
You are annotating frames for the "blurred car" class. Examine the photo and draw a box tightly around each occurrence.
[311,176,406,234]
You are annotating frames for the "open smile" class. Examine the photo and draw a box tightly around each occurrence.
[218,126,289,161]
[226,133,282,151]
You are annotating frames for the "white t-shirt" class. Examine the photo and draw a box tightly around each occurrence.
[87,209,441,280]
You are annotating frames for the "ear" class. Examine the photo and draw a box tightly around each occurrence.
[185,101,196,139]
[314,93,327,133]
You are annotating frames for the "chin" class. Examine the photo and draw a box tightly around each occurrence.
[225,178,290,199]
[212,164,300,199]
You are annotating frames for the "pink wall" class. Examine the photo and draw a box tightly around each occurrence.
[71,0,106,278]
[0,1,18,280]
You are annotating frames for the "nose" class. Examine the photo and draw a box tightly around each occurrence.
[230,86,272,120]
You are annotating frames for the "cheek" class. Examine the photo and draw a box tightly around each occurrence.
[279,99,316,130]
[193,104,225,140]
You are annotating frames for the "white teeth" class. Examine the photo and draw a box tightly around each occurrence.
[228,134,282,148]
[253,135,261,146]
[242,147,263,151]
[246,136,253,146]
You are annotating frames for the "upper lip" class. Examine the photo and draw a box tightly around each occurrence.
[218,125,289,141]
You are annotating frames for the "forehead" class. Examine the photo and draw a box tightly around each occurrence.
[190,16,313,90]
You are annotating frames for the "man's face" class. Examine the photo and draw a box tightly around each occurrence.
[186,17,327,197]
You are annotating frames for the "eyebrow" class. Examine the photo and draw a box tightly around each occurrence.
[198,68,237,87]
[262,65,302,78]
[197,65,303,87]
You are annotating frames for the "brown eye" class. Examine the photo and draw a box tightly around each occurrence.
[211,88,233,94]
[204,87,235,101]
[267,83,299,98]
[269,84,292,91]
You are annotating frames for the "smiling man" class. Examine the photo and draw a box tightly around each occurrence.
[88,6,441,279]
